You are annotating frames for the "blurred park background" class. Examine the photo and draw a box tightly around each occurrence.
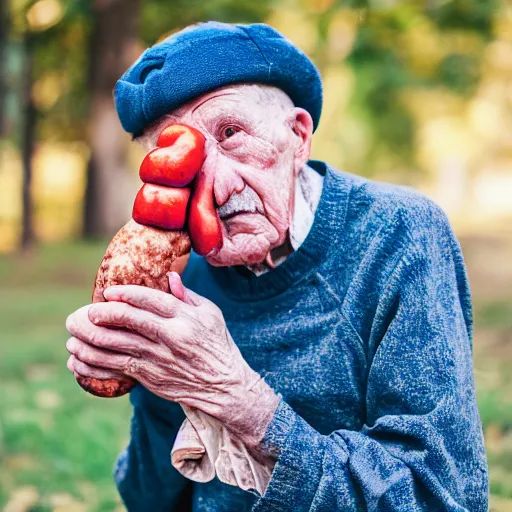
[1,0,512,510]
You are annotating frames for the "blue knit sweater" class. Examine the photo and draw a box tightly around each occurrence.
[114,161,488,511]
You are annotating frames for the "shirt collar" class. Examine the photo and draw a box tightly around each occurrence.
[246,163,325,276]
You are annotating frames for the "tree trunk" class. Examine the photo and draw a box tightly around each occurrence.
[20,31,36,251]
[0,0,9,137]
[83,0,141,238]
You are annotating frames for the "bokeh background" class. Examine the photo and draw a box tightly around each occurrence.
[1,0,511,510]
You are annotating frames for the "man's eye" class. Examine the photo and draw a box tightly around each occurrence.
[222,126,239,139]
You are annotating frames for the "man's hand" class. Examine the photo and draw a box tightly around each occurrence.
[65,272,280,449]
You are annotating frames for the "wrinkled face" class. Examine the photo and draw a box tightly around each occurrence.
[136,84,313,267]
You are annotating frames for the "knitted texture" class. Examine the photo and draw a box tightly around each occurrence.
[114,22,323,137]
[114,161,488,511]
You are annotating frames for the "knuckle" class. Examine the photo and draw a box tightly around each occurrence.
[74,359,90,376]
[124,357,141,375]
[134,292,149,310]
[119,333,141,357]
[73,357,84,372]
[86,328,97,345]
[147,372,166,389]
[117,303,131,324]
[91,330,107,348]
[87,304,101,324]
[146,317,164,340]
[174,318,193,341]
[75,344,85,360]
[156,296,170,315]
[77,344,93,364]
[77,361,91,375]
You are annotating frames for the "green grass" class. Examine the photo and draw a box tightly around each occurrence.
[0,240,131,511]
[475,300,512,331]
[0,240,511,510]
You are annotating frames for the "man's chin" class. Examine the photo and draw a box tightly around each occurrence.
[203,214,278,267]
[205,240,270,268]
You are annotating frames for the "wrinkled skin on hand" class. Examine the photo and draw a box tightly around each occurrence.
[73,219,191,398]
[66,273,280,449]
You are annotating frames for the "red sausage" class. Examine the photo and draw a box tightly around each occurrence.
[132,184,191,230]
[139,124,205,187]
[188,169,222,256]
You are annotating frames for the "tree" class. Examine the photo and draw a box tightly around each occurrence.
[300,0,498,176]
[0,0,9,137]
[83,0,141,238]
[20,29,36,250]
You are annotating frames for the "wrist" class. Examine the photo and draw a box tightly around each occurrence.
[225,369,281,450]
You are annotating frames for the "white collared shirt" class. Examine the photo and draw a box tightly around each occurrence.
[247,164,325,276]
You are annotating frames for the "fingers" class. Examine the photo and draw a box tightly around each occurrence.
[103,284,186,317]
[67,355,124,380]
[66,336,133,372]
[66,304,95,339]
[67,315,147,356]
[87,301,164,340]
[167,272,201,306]
[67,304,151,354]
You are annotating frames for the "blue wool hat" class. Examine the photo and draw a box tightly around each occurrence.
[114,22,323,136]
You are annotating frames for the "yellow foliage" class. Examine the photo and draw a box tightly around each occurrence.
[300,0,337,13]
[493,5,512,42]
[32,143,87,203]
[401,87,466,124]
[486,41,512,74]
[26,0,63,32]
[326,10,359,62]
[265,9,317,56]
[32,143,88,242]
[0,146,22,221]
[417,116,479,169]
[32,72,67,111]
[399,17,444,77]
[0,143,88,252]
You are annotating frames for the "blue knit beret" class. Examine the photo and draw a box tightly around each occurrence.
[114,22,323,136]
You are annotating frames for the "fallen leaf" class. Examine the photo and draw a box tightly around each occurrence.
[35,389,62,410]
[4,486,39,512]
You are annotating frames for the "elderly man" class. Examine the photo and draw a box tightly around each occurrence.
[65,22,488,511]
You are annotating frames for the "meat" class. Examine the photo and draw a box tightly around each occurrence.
[75,123,210,398]
[74,122,224,398]
[75,219,191,397]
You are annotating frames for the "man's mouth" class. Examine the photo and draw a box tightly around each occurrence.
[219,209,261,220]
[217,184,265,220]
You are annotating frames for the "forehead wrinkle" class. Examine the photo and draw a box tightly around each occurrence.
[136,84,296,150]
[191,94,257,124]
[190,92,238,116]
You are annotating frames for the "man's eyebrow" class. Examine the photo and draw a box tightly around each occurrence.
[191,93,239,116]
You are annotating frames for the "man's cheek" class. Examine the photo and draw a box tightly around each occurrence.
[227,136,280,169]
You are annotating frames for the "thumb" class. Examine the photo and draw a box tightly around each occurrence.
[167,272,201,306]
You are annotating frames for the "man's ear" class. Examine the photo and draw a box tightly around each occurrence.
[289,108,314,167]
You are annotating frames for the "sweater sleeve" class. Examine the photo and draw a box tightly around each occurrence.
[114,385,193,511]
[252,211,488,511]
